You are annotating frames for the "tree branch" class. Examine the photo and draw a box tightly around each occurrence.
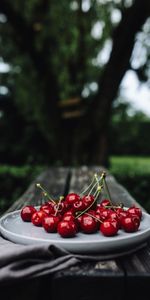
[80,0,150,164]
[92,0,150,121]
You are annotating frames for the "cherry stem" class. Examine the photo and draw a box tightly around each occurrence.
[36,183,55,204]
[87,172,105,196]
[54,196,64,216]
[79,175,95,196]
[93,185,103,200]
[75,172,105,219]
[102,176,114,208]
[75,185,103,219]
[85,212,103,223]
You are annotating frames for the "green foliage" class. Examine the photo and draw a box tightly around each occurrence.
[110,156,150,212]
[110,100,150,155]
[0,165,45,214]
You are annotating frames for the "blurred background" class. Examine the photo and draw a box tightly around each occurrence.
[0,0,150,213]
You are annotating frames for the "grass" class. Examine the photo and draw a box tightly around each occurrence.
[110,156,150,175]
[109,156,150,212]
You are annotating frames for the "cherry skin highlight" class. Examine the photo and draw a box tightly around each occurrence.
[21,205,37,222]
[57,220,77,238]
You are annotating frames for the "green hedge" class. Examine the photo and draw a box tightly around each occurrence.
[109,157,150,212]
[0,165,45,214]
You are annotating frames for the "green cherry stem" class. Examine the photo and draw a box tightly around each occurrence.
[87,171,105,196]
[93,185,102,199]
[102,176,114,208]
[36,183,55,204]
[54,196,64,216]
[85,212,103,223]
[75,185,103,219]
[79,175,95,196]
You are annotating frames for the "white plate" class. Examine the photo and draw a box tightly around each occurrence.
[0,210,150,253]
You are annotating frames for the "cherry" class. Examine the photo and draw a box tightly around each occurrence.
[72,200,85,212]
[76,215,82,230]
[80,214,98,233]
[42,216,60,233]
[121,215,140,232]
[40,204,54,215]
[63,214,76,223]
[82,195,95,209]
[31,210,47,226]
[65,193,80,206]
[63,210,75,217]
[100,219,118,236]
[99,207,110,221]
[54,202,67,215]
[109,210,121,229]
[127,206,142,219]
[21,205,37,222]
[100,199,111,208]
[116,207,124,215]
[57,220,77,237]
[117,210,129,225]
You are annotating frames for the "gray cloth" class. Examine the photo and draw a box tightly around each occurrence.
[0,235,147,285]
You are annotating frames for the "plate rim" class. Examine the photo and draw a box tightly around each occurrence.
[0,209,150,248]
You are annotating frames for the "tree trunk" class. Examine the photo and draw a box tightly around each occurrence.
[82,0,150,166]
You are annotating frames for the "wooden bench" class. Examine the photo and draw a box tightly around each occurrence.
[3,166,150,300]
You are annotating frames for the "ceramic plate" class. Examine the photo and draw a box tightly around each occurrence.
[0,210,150,253]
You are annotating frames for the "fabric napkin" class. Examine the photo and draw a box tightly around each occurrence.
[0,235,147,285]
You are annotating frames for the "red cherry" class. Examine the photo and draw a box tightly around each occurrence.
[80,214,98,233]
[54,202,67,215]
[116,207,124,214]
[82,195,95,209]
[117,210,129,225]
[127,206,142,219]
[99,208,110,221]
[21,205,37,222]
[100,220,118,236]
[100,199,111,208]
[31,210,47,226]
[63,210,75,217]
[65,193,80,206]
[62,214,79,231]
[108,217,120,230]
[57,220,77,237]
[121,215,140,232]
[40,204,54,215]
[76,215,82,230]
[109,210,121,229]
[63,214,76,223]
[42,216,60,233]
[72,200,85,212]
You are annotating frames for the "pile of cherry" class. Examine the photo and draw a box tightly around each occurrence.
[20,192,142,238]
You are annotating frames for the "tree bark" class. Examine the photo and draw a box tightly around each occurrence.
[82,0,150,165]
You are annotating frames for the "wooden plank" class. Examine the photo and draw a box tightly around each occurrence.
[51,260,125,300]
[118,242,150,300]
[6,167,69,213]
[105,175,145,210]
